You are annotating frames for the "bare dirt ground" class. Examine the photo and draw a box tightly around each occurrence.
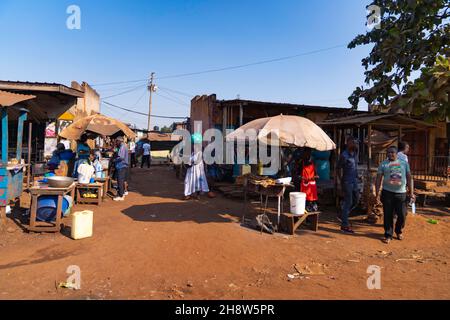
[0,166,449,300]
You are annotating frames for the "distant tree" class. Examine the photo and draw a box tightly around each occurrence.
[153,126,160,132]
[160,125,173,133]
[348,0,449,121]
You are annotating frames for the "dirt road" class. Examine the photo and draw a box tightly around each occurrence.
[0,166,449,299]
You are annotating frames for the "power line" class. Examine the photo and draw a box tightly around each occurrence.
[101,84,147,99]
[92,79,148,87]
[91,44,346,86]
[155,91,190,107]
[157,89,190,106]
[156,44,346,80]
[157,86,194,98]
[132,87,148,106]
[102,101,188,119]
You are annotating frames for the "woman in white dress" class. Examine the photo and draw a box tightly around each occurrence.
[183,133,215,200]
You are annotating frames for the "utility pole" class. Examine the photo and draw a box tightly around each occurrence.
[147,72,155,132]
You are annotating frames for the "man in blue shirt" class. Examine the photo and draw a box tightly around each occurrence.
[113,136,129,201]
[375,146,415,243]
[337,136,359,234]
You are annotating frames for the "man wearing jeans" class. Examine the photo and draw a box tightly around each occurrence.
[337,136,359,234]
[113,136,129,201]
[375,146,415,244]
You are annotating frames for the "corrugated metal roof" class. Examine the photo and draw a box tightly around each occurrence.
[0,90,36,107]
[218,98,358,113]
[0,80,84,98]
[319,113,435,128]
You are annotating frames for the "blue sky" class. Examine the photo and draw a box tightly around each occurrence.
[0,0,372,128]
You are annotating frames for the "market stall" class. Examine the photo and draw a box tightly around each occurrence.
[319,113,436,223]
[227,115,336,234]
[0,90,36,230]
[58,113,136,200]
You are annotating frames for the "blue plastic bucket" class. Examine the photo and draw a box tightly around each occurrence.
[36,196,70,222]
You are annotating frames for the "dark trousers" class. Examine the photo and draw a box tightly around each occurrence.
[141,155,151,168]
[117,167,127,197]
[381,190,407,238]
[341,181,359,227]
[130,153,136,168]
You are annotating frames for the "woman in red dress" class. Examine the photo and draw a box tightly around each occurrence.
[300,148,319,212]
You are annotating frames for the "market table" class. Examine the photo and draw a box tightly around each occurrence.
[94,176,110,199]
[243,177,293,230]
[75,182,104,205]
[28,182,76,233]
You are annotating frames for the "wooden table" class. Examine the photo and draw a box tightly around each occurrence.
[75,182,104,205]
[29,183,76,233]
[280,211,320,235]
[94,176,110,199]
[243,179,293,230]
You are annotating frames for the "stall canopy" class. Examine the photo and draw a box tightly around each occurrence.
[0,81,83,122]
[59,113,137,140]
[0,90,36,107]
[226,115,336,151]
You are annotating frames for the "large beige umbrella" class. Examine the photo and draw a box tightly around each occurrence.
[59,114,136,140]
[226,115,335,151]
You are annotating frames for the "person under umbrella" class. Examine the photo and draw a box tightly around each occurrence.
[299,148,319,212]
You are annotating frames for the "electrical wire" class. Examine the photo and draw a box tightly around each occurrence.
[132,87,148,106]
[91,44,346,86]
[156,44,346,80]
[156,89,190,106]
[101,84,147,99]
[157,86,194,98]
[92,79,148,87]
[102,101,188,119]
[155,92,190,107]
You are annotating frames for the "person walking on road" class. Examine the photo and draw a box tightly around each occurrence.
[113,136,129,201]
[337,136,359,234]
[141,140,151,169]
[375,146,415,244]
[129,139,137,168]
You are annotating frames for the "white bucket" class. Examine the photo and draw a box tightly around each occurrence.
[71,210,93,240]
[290,192,306,215]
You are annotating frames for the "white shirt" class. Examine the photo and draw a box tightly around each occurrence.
[143,143,151,156]
[77,163,95,184]
[129,142,136,153]
[398,151,408,163]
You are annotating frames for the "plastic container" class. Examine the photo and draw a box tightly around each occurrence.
[314,159,331,181]
[71,210,94,240]
[290,192,306,215]
[36,196,70,222]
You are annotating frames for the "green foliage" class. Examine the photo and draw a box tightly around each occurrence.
[348,0,450,120]
[160,125,173,133]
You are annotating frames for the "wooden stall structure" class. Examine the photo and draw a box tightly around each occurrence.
[0,91,36,230]
[319,113,437,220]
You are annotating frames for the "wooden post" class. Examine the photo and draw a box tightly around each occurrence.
[27,122,32,188]
[239,104,243,127]
[398,127,403,145]
[0,206,5,230]
[335,127,342,208]
[1,107,8,164]
[368,124,372,171]
[16,110,27,160]
[425,129,429,177]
